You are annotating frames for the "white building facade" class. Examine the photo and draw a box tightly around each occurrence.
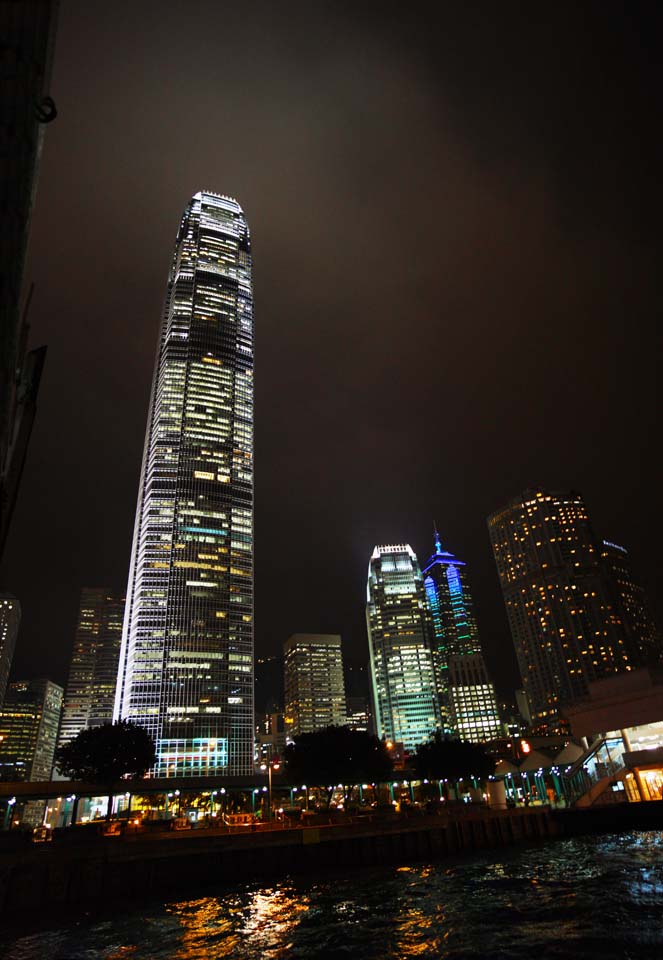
[366,544,439,754]
[115,192,254,777]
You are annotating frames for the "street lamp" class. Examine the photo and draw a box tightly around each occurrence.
[259,759,281,820]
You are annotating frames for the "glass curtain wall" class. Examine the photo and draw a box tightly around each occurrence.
[115,192,254,777]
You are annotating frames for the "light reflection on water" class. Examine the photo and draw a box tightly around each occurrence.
[3,831,663,959]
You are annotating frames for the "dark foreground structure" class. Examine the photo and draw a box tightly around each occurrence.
[1,802,662,920]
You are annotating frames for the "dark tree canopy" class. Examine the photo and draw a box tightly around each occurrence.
[54,720,157,783]
[284,726,393,788]
[413,731,496,782]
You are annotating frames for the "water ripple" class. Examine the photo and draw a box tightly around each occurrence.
[2,831,663,959]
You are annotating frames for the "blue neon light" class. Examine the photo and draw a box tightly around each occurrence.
[182,526,227,536]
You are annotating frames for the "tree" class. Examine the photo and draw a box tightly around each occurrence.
[284,726,393,807]
[413,731,495,792]
[54,721,157,820]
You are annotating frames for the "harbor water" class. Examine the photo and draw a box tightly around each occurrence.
[2,830,663,959]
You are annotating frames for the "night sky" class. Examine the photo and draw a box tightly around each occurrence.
[2,2,661,698]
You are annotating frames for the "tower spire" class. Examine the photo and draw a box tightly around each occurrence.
[433,521,442,554]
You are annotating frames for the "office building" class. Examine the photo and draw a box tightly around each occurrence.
[514,688,532,726]
[0,595,20,705]
[345,696,371,733]
[366,544,439,754]
[601,540,661,667]
[58,588,124,747]
[447,654,502,742]
[256,711,286,762]
[115,192,254,777]
[422,533,501,741]
[0,678,63,781]
[488,489,640,732]
[284,634,347,738]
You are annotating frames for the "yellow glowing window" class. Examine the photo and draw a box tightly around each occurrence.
[194,470,215,480]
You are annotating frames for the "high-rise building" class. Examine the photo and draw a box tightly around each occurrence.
[366,544,439,754]
[600,540,662,667]
[256,711,286,762]
[0,678,63,781]
[488,489,640,732]
[422,534,501,742]
[345,696,371,733]
[514,688,532,727]
[0,595,20,705]
[115,192,254,777]
[283,634,347,738]
[447,654,503,743]
[58,588,124,747]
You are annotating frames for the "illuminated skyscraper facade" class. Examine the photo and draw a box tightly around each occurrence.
[0,595,20,706]
[600,540,662,667]
[283,634,347,738]
[59,588,124,747]
[488,489,639,732]
[115,192,254,777]
[366,544,439,754]
[0,678,62,781]
[422,535,501,743]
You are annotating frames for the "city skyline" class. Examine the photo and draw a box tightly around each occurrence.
[0,3,660,702]
[2,5,663,953]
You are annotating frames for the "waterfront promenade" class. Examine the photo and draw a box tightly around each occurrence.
[2,801,662,920]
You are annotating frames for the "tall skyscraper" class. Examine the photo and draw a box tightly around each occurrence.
[0,678,62,781]
[115,192,254,777]
[600,539,662,667]
[284,634,347,738]
[488,489,640,732]
[58,588,124,747]
[0,595,20,705]
[422,534,501,743]
[366,544,439,754]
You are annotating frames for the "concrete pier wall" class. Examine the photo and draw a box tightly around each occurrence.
[1,802,661,919]
[0,809,556,918]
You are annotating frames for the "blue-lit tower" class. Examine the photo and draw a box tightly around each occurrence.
[422,533,501,743]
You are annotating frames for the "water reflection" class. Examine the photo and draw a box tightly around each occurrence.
[1,832,663,960]
[166,897,237,959]
[241,886,309,958]
[159,884,311,960]
[394,865,443,958]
